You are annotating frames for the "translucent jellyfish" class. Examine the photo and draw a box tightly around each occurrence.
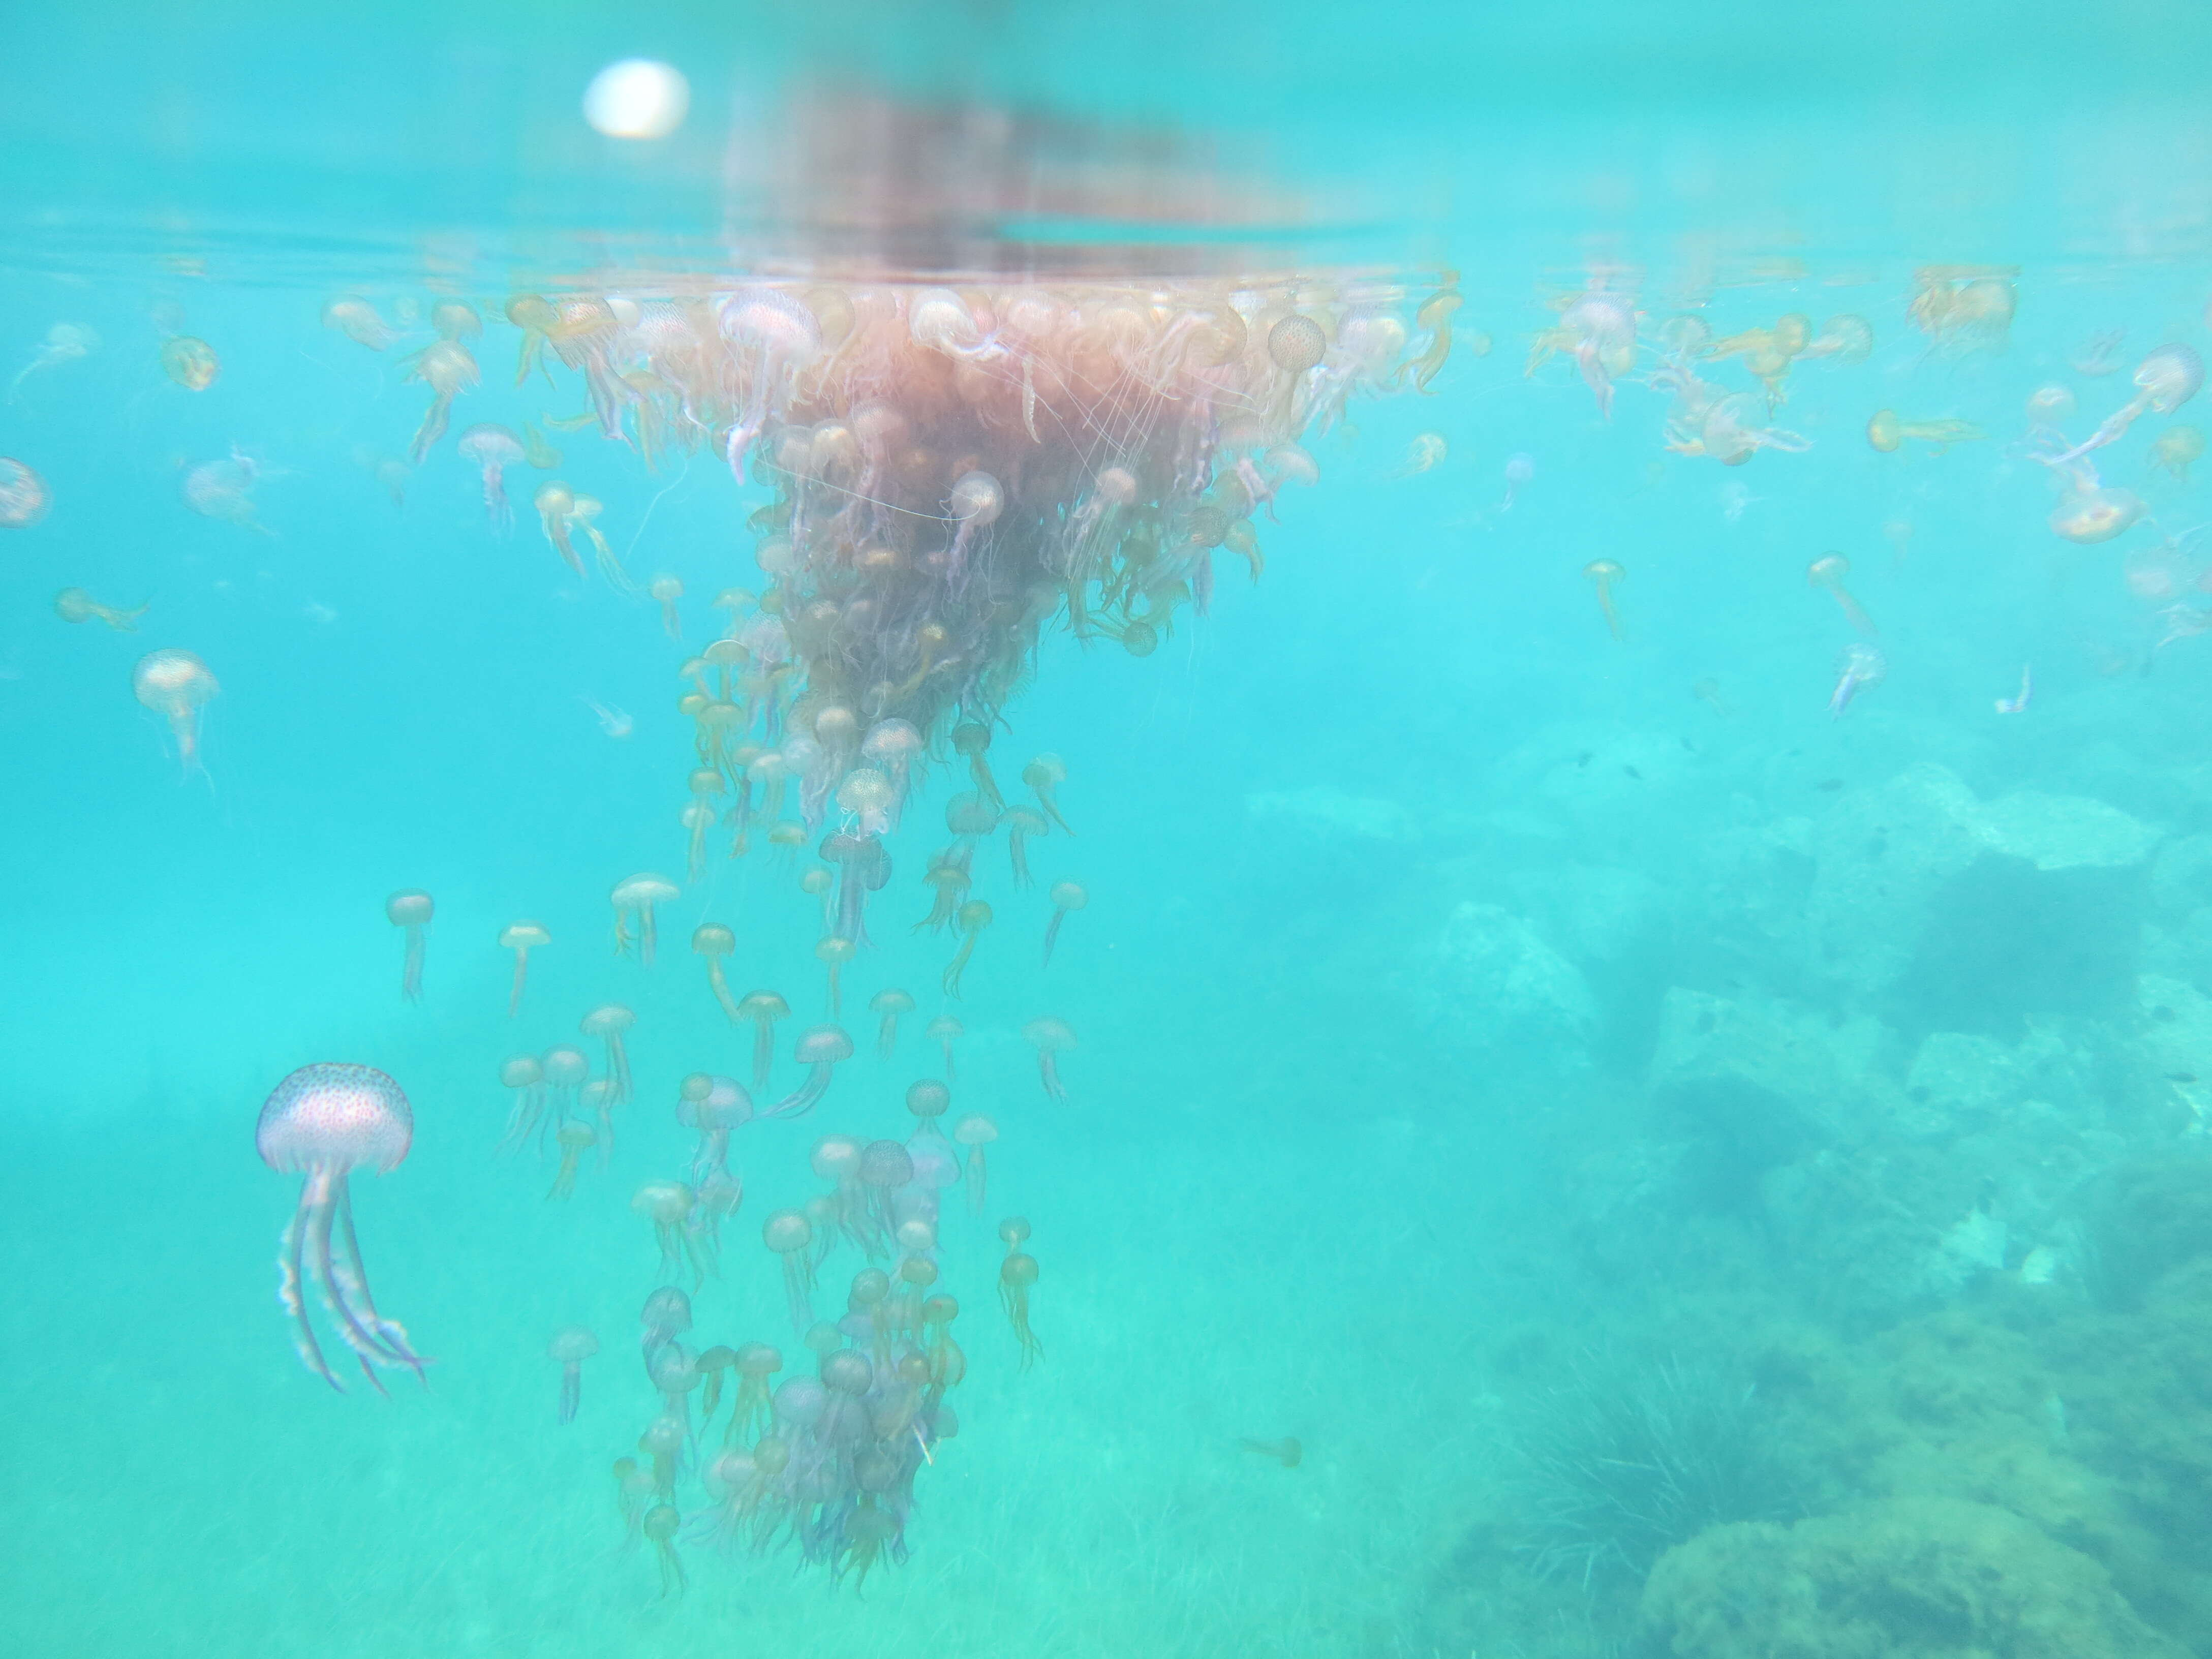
[0,457,50,527]
[499,920,550,1018]
[1527,287,1636,418]
[953,1113,998,1215]
[870,988,915,1058]
[1907,268,2015,356]
[1804,314,1872,364]
[835,767,896,838]
[456,424,525,531]
[691,924,741,1020]
[2047,345,2204,465]
[1499,451,1535,512]
[582,1079,620,1159]
[1399,278,1462,392]
[905,1079,951,1141]
[403,339,479,462]
[256,1063,429,1393]
[635,1181,706,1284]
[2151,425,2204,483]
[942,901,992,997]
[1391,432,1449,479]
[1023,754,1073,834]
[950,721,1004,810]
[856,1139,915,1250]
[640,1285,693,1356]
[803,868,837,934]
[385,889,434,1003]
[764,1210,816,1331]
[997,1231,1043,1369]
[1696,393,1810,465]
[542,1044,589,1126]
[2050,481,2146,545]
[1808,555,1876,636]
[1829,642,1887,719]
[927,1015,964,1081]
[53,588,145,630]
[548,1327,598,1423]
[1043,879,1088,967]
[159,335,220,391]
[580,1004,636,1104]
[736,991,790,1088]
[943,471,1003,585]
[643,1503,687,1598]
[1024,1017,1077,1102]
[816,935,856,1016]
[497,1055,546,1153]
[859,719,924,819]
[2025,384,2076,436]
[1866,409,1986,454]
[10,322,98,397]
[680,800,717,884]
[1002,807,1048,887]
[1582,560,1625,641]
[182,446,270,534]
[765,1024,853,1118]
[611,872,680,964]
[1240,1437,1304,1468]
[534,482,585,576]
[547,1122,596,1200]
[679,1073,751,1186]
[132,649,220,778]
[322,297,396,350]
[651,574,684,639]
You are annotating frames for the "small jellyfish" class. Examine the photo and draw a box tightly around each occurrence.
[944,470,1003,583]
[1024,1017,1077,1102]
[650,574,684,640]
[456,424,525,532]
[1043,880,1088,968]
[499,920,550,1019]
[2025,384,2077,435]
[953,1113,998,1215]
[0,457,50,527]
[580,1004,636,1104]
[927,1014,964,1081]
[1692,678,1732,719]
[2051,482,2146,545]
[547,1122,596,1200]
[548,1327,598,1423]
[905,1079,951,1143]
[159,335,220,391]
[816,935,856,1017]
[256,1063,429,1393]
[1866,409,1986,454]
[2048,344,2205,465]
[835,768,897,839]
[496,1055,546,1154]
[1695,393,1810,465]
[640,1285,693,1357]
[131,648,219,778]
[385,889,434,1003]
[764,1209,816,1332]
[582,1078,620,1160]
[1001,807,1048,887]
[322,297,396,351]
[535,482,585,576]
[1804,314,1872,364]
[611,872,680,965]
[764,1024,853,1119]
[9,322,98,398]
[182,446,271,534]
[736,991,790,1089]
[1240,1437,1304,1468]
[942,901,993,998]
[1499,452,1534,512]
[2151,425,2204,483]
[53,588,145,630]
[729,1344,784,1443]
[1582,560,1625,641]
[1023,753,1073,835]
[403,338,479,462]
[870,988,915,1058]
[678,1073,751,1186]
[1391,432,1449,479]
[997,1226,1043,1369]
[634,1181,706,1284]
[642,1503,686,1599]
[1808,555,1877,636]
[950,721,1004,810]
[1401,279,1462,392]
[542,1044,590,1127]
[1829,642,1887,719]
[692,924,742,1021]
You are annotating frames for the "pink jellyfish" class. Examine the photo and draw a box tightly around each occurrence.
[456,423,525,531]
[1024,1017,1077,1102]
[256,1063,429,1393]
[0,456,50,528]
[386,889,433,1003]
[131,648,219,779]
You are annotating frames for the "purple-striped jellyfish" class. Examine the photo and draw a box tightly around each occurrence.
[256,1063,429,1393]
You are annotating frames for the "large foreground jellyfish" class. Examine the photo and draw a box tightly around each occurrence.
[256,1063,429,1393]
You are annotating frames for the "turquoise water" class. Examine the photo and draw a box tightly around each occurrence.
[10,7,2212,1657]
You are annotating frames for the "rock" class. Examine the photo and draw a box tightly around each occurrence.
[1422,902,1594,1066]
[1978,790,2164,871]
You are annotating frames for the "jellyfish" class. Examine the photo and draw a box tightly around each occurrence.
[1527,287,1635,418]
[927,1015,964,1081]
[640,1284,693,1357]
[1024,1017,1077,1102]
[385,889,434,1003]
[580,1004,636,1104]
[548,1327,598,1423]
[870,988,915,1058]
[643,1503,687,1598]
[649,574,684,640]
[691,924,742,1021]
[950,721,1003,810]
[1692,678,1732,718]
[816,935,856,1016]
[942,901,992,997]
[859,720,924,821]
[53,588,145,630]
[542,1044,590,1128]
[404,339,480,462]
[2047,345,2205,465]
[679,1074,751,1187]
[496,920,550,1018]
[582,1079,620,1160]
[1866,409,1986,454]
[1907,268,2015,356]
[497,1055,546,1154]
[255,1062,429,1393]
[2025,384,2077,437]
[635,1181,706,1284]
[902,1080,952,1144]
[322,297,396,351]
[953,1113,998,1216]
[1023,753,1073,835]
[535,482,585,576]
[0,456,50,527]
[764,1024,853,1118]
[856,1139,915,1251]
[1498,452,1534,512]
[131,648,219,778]
[456,424,525,531]
[1804,314,1872,364]
[1390,432,1449,480]
[650,1342,703,1430]
[1695,394,1810,465]
[1808,555,1876,635]
[2151,425,2204,482]
[836,768,897,839]
[1582,560,1625,641]
[2051,480,2146,544]
[1002,807,1048,887]
[1240,1437,1304,1468]
[1829,642,1887,719]
[736,991,790,1089]
[159,335,220,391]
[181,446,271,534]
[997,1238,1043,1370]
[547,1122,596,1200]
[679,800,717,884]
[764,1210,816,1331]
[10,322,98,397]
[611,872,680,964]
[639,1412,686,1501]
[1042,880,1088,967]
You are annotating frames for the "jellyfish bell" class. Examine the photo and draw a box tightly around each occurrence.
[2051,486,2146,545]
[385,889,435,1003]
[131,648,220,777]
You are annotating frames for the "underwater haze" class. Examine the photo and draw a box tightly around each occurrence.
[10,4,2212,1657]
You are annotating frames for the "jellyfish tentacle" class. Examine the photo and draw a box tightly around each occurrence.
[278,1190,344,1392]
[330,1179,431,1382]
